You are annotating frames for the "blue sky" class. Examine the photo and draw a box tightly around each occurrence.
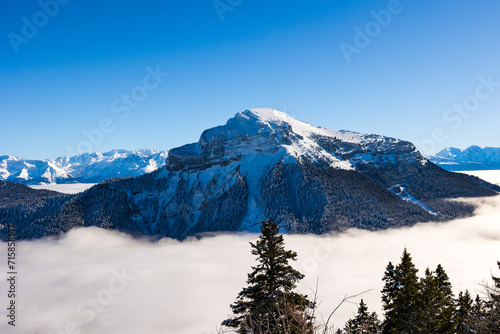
[1,0,500,159]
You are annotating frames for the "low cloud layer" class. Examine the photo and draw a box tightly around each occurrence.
[2,195,500,333]
[29,183,96,194]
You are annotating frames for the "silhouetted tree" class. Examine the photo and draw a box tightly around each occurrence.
[381,248,420,333]
[418,265,455,333]
[456,290,474,333]
[222,218,313,333]
[344,299,381,333]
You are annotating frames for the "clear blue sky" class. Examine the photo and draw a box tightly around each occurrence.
[1,0,500,159]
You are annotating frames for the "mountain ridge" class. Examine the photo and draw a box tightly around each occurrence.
[428,146,500,171]
[1,108,498,240]
[0,149,168,185]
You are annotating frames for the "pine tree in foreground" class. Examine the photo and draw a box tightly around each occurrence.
[221,218,313,334]
[344,299,381,334]
[458,292,492,333]
[417,268,440,332]
[456,290,474,333]
[381,248,420,334]
[434,264,456,333]
[476,261,500,333]
[417,265,455,333]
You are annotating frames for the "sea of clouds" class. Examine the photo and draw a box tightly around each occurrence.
[29,183,96,194]
[1,173,500,334]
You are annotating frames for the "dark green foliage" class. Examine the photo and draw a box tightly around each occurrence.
[356,156,499,201]
[417,265,455,333]
[381,248,420,333]
[222,218,313,334]
[0,179,62,207]
[378,251,500,334]
[434,264,456,333]
[344,299,381,334]
[456,294,491,333]
[380,250,457,334]
[261,162,439,235]
[0,180,73,240]
[418,268,441,332]
[456,290,475,333]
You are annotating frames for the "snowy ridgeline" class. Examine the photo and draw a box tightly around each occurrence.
[1,109,499,241]
[429,146,500,171]
[0,149,168,185]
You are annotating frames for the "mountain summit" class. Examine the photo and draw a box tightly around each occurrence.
[1,109,498,240]
[168,108,420,171]
[429,146,500,171]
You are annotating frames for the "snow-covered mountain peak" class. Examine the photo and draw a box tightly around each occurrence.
[166,109,422,172]
[435,147,463,159]
[167,109,339,171]
[5,110,499,241]
[235,108,336,139]
[429,145,500,171]
[236,109,404,148]
[0,149,168,185]
[240,108,293,123]
[236,108,318,132]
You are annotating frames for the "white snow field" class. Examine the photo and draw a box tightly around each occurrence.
[1,170,499,334]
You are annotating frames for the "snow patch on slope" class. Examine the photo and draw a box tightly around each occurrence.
[18,168,29,180]
[390,185,437,215]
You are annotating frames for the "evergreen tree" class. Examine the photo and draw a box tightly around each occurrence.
[417,265,455,333]
[492,261,500,304]
[381,262,396,332]
[418,267,441,332]
[482,261,500,332]
[472,294,485,322]
[222,218,313,333]
[456,290,474,333]
[434,264,456,333]
[344,299,381,334]
[381,248,420,334]
[465,295,488,333]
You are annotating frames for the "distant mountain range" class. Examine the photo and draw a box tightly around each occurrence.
[1,109,498,241]
[428,146,500,171]
[0,149,168,184]
[2,144,498,188]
